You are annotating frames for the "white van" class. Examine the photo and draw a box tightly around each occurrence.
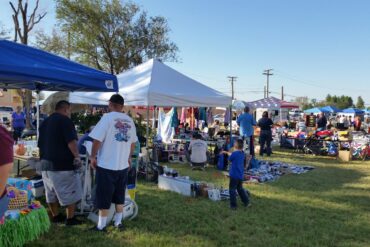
[0,106,13,124]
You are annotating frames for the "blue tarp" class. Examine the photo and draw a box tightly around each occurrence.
[0,40,117,92]
[321,106,340,113]
[341,108,364,114]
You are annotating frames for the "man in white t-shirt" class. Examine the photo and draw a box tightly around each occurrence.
[188,133,208,170]
[89,94,138,232]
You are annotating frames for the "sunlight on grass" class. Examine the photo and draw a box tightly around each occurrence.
[27,149,370,247]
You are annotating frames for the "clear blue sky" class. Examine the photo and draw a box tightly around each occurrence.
[1,0,369,105]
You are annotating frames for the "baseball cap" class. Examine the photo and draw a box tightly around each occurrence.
[109,94,124,105]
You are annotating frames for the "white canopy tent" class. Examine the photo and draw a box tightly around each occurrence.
[42,59,231,107]
[41,59,232,147]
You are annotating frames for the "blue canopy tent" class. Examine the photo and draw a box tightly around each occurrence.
[304,107,326,114]
[0,40,118,91]
[341,108,364,115]
[0,40,118,137]
[321,106,340,113]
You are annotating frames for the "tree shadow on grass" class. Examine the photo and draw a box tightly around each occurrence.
[324,194,370,212]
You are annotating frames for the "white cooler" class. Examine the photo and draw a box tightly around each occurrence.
[158,175,195,197]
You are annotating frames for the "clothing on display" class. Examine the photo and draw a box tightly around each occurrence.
[244,159,314,183]
[157,108,176,144]
[180,107,187,124]
[224,108,231,124]
[207,108,213,126]
[170,107,180,128]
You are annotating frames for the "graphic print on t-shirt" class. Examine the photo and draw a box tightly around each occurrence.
[114,118,132,142]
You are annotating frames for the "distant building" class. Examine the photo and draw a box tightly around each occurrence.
[0,89,22,109]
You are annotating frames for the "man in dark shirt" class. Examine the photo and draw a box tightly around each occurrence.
[257,111,274,156]
[38,100,82,226]
[316,113,327,131]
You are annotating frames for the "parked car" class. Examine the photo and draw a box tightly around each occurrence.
[0,106,13,125]
[213,114,224,123]
[288,109,303,121]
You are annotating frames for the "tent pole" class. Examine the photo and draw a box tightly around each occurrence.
[145,105,150,180]
[229,105,232,135]
[280,108,282,122]
[36,91,40,141]
[146,106,150,148]
[152,106,156,129]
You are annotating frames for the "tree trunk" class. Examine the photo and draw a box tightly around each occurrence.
[10,0,46,130]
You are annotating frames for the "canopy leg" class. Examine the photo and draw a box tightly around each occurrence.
[229,106,232,135]
[36,91,40,141]
[146,105,150,180]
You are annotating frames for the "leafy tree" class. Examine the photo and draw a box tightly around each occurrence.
[36,0,178,74]
[324,94,354,109]
[301,103,314,111]
[356,96,365,109]
[325,94,332,103]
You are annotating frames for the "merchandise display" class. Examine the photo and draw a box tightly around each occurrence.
[245,160,315,183]
[158,167,232,201]
[1,178,50,247]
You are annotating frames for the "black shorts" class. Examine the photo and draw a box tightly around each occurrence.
[95,166,128,210]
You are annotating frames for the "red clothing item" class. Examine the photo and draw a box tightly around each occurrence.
[0,126,13,166]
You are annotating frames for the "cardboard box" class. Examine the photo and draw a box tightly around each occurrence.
[338,150,352,162]
[27,178,45,198]
[31,186,45,198]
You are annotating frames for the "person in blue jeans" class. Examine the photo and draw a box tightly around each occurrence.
[237,106,256,155]
[223,139,250,209]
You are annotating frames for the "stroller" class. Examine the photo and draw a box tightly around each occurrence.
[303,130,332,155]
[78,141,139,224]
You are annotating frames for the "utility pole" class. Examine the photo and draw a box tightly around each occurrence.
[264,86,266,98]
[281,86,284,101]
[263,69,273,98]
[228,76,237,100]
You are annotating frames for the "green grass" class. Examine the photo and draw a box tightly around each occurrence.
[27,149,370,247]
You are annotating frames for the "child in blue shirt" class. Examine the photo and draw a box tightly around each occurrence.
[223,139,250,209]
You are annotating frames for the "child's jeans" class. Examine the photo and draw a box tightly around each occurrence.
[229,177,249,208]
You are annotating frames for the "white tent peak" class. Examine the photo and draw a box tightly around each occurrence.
[118,58,231,107]
[42,59,231,107]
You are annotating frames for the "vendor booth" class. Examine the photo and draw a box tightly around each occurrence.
[41,59,232,143]
[0,40,118,247]
[0,40,118,136]
[247,97,299,122]
[340,108,365,118]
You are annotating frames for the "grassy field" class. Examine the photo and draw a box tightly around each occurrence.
[27,149,370,247]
